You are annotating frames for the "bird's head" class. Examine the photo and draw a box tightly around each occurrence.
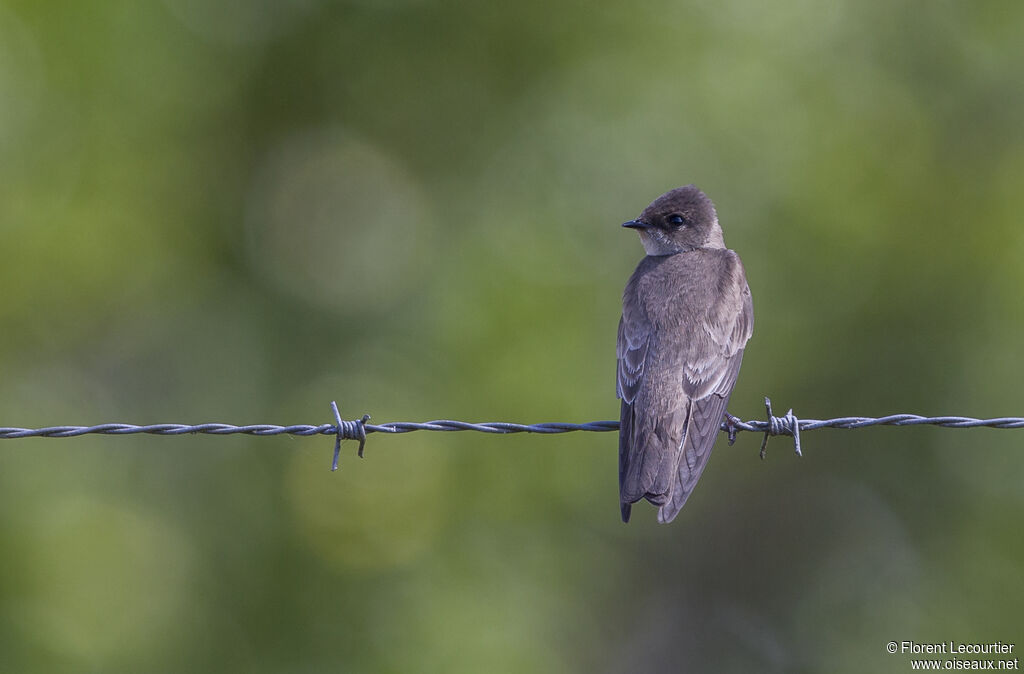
[622,185,725,255]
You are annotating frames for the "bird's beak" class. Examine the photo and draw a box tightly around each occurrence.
[622,219,650,229]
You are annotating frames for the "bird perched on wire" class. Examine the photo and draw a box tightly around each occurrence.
[617,185,753,523]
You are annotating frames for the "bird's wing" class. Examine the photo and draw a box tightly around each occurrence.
[616,314,648,405]
[658,264,753,523]
[617,281,660,523]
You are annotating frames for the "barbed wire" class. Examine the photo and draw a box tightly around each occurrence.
[1,398,1021,470]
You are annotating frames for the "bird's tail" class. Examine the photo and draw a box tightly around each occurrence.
[620,399,689,522]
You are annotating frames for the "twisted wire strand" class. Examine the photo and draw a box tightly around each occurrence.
[2,399,1022,471]
[0,420,624,439]
[3,408,1023,441]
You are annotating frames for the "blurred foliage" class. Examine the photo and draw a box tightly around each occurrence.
[2,0,1023,672]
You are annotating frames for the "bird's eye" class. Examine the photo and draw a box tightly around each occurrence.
[667,214,685,226]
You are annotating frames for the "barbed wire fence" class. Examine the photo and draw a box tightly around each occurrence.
[2,399,1022,471]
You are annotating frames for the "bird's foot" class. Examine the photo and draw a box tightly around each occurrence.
[723,412,741,446]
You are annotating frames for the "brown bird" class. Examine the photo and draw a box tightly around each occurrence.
[617,185,753,523]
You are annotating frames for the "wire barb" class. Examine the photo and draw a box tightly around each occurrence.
[329,401,369,471]
[758,397,802,459]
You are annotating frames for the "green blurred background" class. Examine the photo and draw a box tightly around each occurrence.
[2,1,1022,672]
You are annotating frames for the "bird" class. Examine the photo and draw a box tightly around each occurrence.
[617,185,753,523]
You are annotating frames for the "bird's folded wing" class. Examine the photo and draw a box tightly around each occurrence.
[616,314,649,405]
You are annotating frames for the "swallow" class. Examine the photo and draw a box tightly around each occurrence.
[617,185,753,523]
